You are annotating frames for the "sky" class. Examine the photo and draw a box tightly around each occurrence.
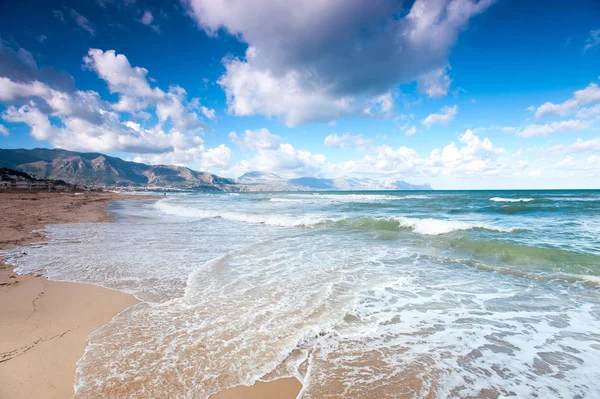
[0,0,599,189]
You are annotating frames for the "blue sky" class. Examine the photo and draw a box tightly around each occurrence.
[0,0,599,189]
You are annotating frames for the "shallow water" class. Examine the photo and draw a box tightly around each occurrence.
[4,190,600,398]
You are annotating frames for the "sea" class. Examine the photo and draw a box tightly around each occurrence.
[4,190,600,398]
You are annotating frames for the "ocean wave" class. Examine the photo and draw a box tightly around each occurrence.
[155,200,333,227]
[394,217,515,235]
[339,216,516,235]
[156,200,516,235]
[489,197,535,203]
[269,193,430,204]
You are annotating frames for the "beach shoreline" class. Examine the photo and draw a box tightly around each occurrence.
[0,192,143,398]
[0,191,302,399]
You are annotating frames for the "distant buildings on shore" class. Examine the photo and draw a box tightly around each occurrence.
[0,168,79,191]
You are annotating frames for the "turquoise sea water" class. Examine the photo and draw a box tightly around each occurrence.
[4,190,600,398]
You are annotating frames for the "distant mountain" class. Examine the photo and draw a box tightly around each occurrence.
[236,171,432,191]
[288,177,336,190]
[237,171,286,184]
[0,148,241,191]
[0,149,432,192]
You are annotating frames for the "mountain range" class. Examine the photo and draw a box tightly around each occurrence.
[237,172,432,191]
[0,148,432,191]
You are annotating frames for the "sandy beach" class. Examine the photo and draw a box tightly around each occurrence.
[0,192,141,398]
[0,192,301,399]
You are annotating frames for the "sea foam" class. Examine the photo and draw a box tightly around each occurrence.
[489,197,535,203]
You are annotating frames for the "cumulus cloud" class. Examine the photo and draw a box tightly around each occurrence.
[84,49,206,131]
[184,0,494,125]
[228,129,325,177]
[328,129,510,179]
[202,144,232,169]
[0,45,222,169]
[517,119,591,137]
[84,49,164,110]
[424,129,505,176]
[421,105,458,128]
[329,145,420,177]
[534,83,600,118]
[229,128,281,150]
[324,133,370,149]
[0,124,8,136]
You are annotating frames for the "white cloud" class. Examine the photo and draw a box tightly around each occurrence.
[576,103,600,119]
[200,106,216,119]
[545,137,600,153]
[141,10,154,25]
[229,128,281,151]
[329,145,420,177]
[0,124,8,136]
[2,102,60,141]
[529,169,541,177]
[404,125,418,137]
[424,129,505,176]
[228,129,325,177]
[0,46,223,170]
[584,29,600,52]
[218,52,355,127]
[534,83,600,118]
[328,130,506,179]
[517,119,591,137]
[363,92,395,117]
[155,86,203,131]
[473,125,517,134]
[555,156,574,168]
[324,133,369,149]
[185,0,493,125]
[417,67,451,98]
[200,144,232,169]
[84,49,164,109]
[0,77,49,101]
[84,49,209,132]
[138,10,160,31]
[421,105,458,128]
[572,137,600,152]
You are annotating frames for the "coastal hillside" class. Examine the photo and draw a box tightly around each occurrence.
[0,148,432,191]
[0,148,239,191]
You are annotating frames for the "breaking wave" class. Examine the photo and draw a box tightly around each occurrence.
[156,200,515,236]
[489,197,536,203]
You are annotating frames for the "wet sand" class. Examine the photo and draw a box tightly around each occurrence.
[0,192,141,398]
[0,192,302,398]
